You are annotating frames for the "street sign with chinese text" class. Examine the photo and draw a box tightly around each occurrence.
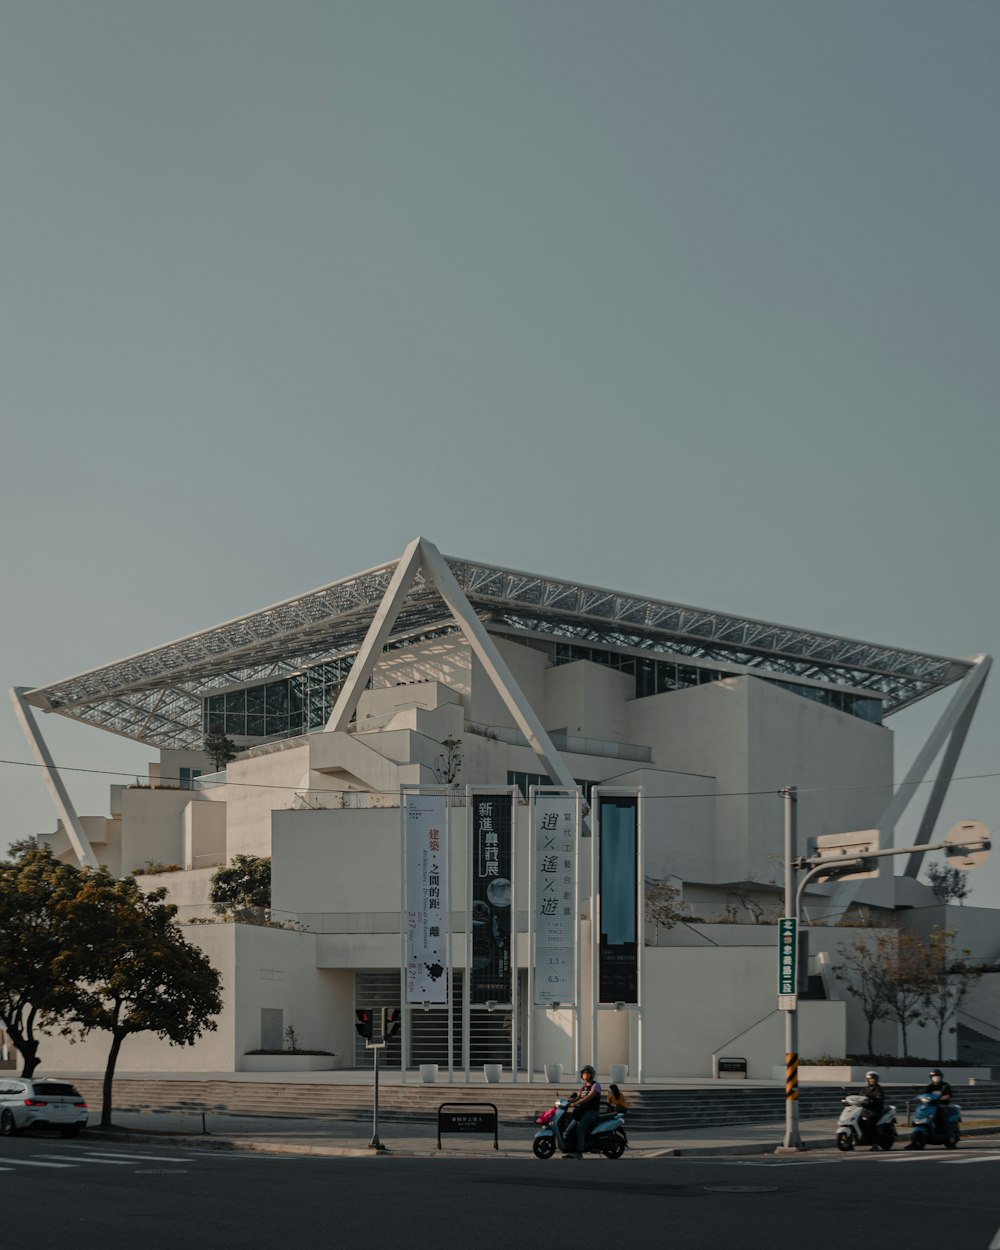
[777,917,797,997]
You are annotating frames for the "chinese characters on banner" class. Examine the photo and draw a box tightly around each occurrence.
[778,917,797,996]
[469,792,514,1006]
[404,793,448,1004]
[532,793,578,1006]
[598,794,638,1004]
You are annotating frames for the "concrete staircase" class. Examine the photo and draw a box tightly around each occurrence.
[71,1078,1000,1131]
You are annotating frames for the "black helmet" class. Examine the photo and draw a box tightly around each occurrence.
[929,1069,943,1078]
[580,1065,596,1079]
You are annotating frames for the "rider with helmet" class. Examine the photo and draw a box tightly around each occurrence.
[859,1070,885,1149]
[564,1065,602,1158]
[927,1068,953,1134]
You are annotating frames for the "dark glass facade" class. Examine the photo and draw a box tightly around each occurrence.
[203,658,356,742]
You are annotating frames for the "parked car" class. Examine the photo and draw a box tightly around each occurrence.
[0,1078,89,1137]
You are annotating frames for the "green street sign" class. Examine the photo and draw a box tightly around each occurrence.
[778,917,797,996]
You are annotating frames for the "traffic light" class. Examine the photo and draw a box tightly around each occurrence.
[382,1007,401,1040]
[355,1008,373,1040]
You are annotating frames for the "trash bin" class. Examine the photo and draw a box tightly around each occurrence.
[609,1064,628,1084]
[483,1063,502,1083]
[544,1063,563,1083]
[420,1063,438,1083]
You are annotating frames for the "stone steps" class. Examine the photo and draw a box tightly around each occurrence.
[70,1078,1000,1130]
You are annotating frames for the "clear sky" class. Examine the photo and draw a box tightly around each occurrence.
[2,2,998,900]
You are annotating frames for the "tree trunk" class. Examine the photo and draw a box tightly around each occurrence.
[101,1032,125,1128]
[937,1025,945,1063]
[866,1016,874,1056]
[900,1022,909,1059]
[17,1038,40,1079]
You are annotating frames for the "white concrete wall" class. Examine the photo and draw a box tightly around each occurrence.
[371,636,474,698]
[469,637,549,730]
[115,787,202,874]
[625,675,893,890]
[543,661,632,742]
[183,800,227,872]
[898,903,1000,964]
[642,944,846,1077]
[215,742,319,858]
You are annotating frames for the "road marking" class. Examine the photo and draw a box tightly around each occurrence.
[0,1158,76,1168]
[32,1154,133,1165]
[79,1150,194,1162]
[989,1222,1000,1250]
[940,1154,1000,1165]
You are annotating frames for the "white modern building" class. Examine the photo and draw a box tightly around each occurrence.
[10,538,998,1080]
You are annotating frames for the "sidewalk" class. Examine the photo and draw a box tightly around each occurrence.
[87,1108,1000,1160]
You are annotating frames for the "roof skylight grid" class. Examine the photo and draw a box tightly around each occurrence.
[23,553,971,748]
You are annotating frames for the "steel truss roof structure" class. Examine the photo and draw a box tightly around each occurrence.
[22,550,974,750]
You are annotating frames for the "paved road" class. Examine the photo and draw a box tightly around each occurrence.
[4,1134,1000,1250]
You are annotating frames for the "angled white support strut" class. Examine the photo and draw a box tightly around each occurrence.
[8,686,99,869]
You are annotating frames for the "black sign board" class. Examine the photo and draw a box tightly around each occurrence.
[470,793,513,1006]
[717,1057,748,1078]
[437,1102,499,1150]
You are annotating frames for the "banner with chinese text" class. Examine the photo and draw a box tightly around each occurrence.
[469,791,515,1006]
[532,792,578,1006]
[404,792,448,1005]
[598,793,638,1004]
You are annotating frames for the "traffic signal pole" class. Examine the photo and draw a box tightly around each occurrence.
[370,1043,384,1151]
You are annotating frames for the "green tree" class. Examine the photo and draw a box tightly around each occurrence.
[0,845,82,1077]
[881,928,930,1059]
[54,873,222,1126]
[645,880,685,942]
[203,730,237,773]
[918,926,982,1062]
[833,931,892,1056]
[209,854,272,922]
[925,862,971,906]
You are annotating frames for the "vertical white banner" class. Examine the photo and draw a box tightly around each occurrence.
[532,791,578,1006]
[404,792,449,1005]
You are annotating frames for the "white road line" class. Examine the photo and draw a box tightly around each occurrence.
[78,1151,194,1162]
[940,1154,1000,1165]
[32,1154,132,1165]
[0,1159,76,1168]
[989,1222,1000,1250]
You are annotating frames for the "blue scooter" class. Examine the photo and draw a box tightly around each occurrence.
[909,1091,961,1150]
[532,1096,628,1159]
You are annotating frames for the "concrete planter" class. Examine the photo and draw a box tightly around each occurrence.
[543,1063,563,1083]
[420,1063,439,1083]
[240,1054,339,1072]
[774,1064,991,1084]
[483,1063,503,1083]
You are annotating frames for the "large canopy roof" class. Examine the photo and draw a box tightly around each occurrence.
[22,550,973,749]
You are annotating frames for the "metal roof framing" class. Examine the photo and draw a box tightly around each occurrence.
[19,541,975,751]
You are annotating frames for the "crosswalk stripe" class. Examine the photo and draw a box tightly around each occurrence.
[939,1154,1000,1165]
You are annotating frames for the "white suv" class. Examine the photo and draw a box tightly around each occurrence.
[0,1078,89,1137]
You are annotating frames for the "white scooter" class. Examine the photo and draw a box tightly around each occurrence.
[836,1094,898,1151]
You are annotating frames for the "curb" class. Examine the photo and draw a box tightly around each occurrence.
[77,1122,1000,1162]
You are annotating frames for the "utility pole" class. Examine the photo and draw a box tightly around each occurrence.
[780,786,801,1151]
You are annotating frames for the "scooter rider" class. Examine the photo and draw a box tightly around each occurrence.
[927,1068,953,1135]
[564,1065,602,1158]
[859,1071,885,1150]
